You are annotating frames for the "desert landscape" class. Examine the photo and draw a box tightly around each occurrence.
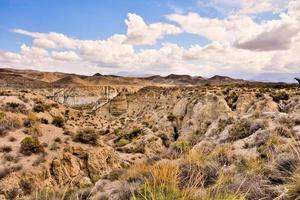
[1,0,300,199]
[0,68,299,199]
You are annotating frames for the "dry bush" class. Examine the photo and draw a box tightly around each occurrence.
[286,168,300,200]
[23,112,38,128]
[20,136,44,156]
[271,91,289,103]
[274,126,294,138]
[225,91,239,110]
[172,140,190,154]
[229,119,252,141]
[114,128,142,147]
[19,179,33,195]
[0,145,12,153]
[0,165,22,181]
[129,161,196,200]
[73,128,98,146]
[52,116,65,128]
[3,102,28,114]
[32,103,48,113]
[33,185,92,200]
[0,113,22,135]
[7,187,19,200]
[0,168,10,180]
[24,124,41,137]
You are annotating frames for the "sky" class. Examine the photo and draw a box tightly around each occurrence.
[0,0,300,79]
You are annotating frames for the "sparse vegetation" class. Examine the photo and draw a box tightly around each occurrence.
[172,140,190,154]
[19,179,33,195]
[0,145,12,153]
[3,102,28,114]
[271,91,289,103]
[0,83,300,200]
[73,128,98,146]
[33,103,47,113]
[114,128,142,146]
[20,136,44,156]
[52,116,64,127]
[229,119,252,141]
[167,113,177,122]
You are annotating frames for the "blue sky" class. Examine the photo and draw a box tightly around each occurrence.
[0,0,214,51]
[0,0,299,78]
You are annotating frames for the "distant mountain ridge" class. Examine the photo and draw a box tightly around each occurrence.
[0,68,296,88]
[252,73,300,83]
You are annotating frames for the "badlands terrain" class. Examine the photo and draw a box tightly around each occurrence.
[0,68,300,200]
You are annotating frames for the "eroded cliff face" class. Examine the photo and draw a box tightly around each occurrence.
[49,86,134,109]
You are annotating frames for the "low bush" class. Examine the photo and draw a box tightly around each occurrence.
[19,179,33,195]
[40,118,49,124]
[33,103,47,113]
[73,128,98,146]
[114,128,142,146]
[0,145,12,153]
[172,140,190,154]
[167,113,177,122]
[4,102,28,114]
[115,138,130,147]
[132,182,186,200]
[229,119,252,141]
[23,112,38,128]
[20,137,44,156]
[52,116,64,128]
[286,169,300,200]
[0,168,10,180]
[7,187,19,200]
[0,114,22,137]
[271,91,289,103]
[124,128,142,141]
[225,92,239,110]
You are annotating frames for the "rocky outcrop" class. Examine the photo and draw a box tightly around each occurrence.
[49,86,121,108]
[51,145,122,185]
[179,94,232,141]
[109,93,128,116]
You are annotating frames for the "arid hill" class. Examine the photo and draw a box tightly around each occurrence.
[0,68,299,200]
[0,68,280,88]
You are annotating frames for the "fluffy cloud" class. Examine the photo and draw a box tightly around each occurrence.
[168,0,300,52]
[204,0,292,15]
[52,51,80,61]
[166,12,259,42]
[125,13,182,45]
[13,29,77,49]
[235,14,300,51]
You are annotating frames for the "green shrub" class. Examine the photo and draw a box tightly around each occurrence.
[20,137,44,156]
[114,128,122,136]
[114,128,142,146]
[172,140,190,153]
[229,119,252,141]
[124,128,142,141]
[132,182,185,200]
[0,112,6,120]
[52,116,64,128]
[115,138,130,147]
[73,128,98,146]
